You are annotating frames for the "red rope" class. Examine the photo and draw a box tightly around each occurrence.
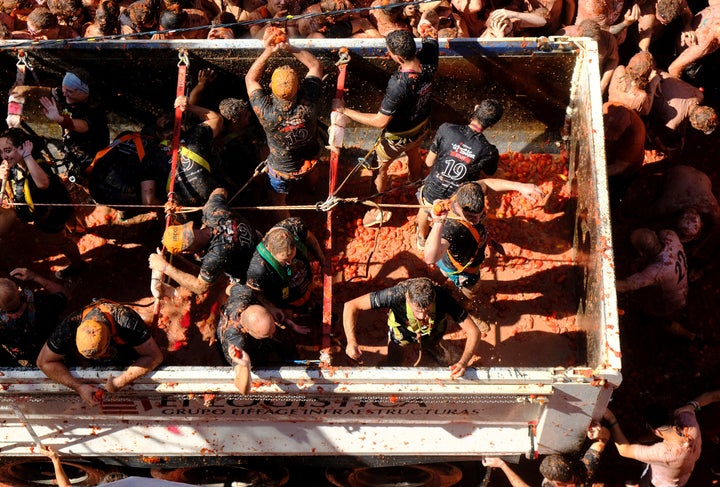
[153,51,188,326]
[321,50,349,355]
[165,56,188,227]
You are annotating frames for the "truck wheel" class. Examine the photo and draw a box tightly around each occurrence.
[0,460,107,486]
[151,465,290,486]
[326,463,462,487]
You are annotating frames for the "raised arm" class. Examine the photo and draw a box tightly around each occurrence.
[288,44,323,79]
[188,68,216,106]
[692,389,720,408]
[246,45,275,95]
[342,293,373,360]
[38,446,71,487]
[16,141,50,190]
[604,408,637,459]
[174,95,223,139]
[10,267,67,297]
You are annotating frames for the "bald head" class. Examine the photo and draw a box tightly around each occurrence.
[241,305,276,339]
[0,278,20,312]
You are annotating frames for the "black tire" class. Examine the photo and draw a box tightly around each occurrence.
[151,465,290,486]
[326,462,463,487]
[0,459,107,487]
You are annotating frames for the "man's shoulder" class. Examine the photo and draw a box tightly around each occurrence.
[370,281,408,306]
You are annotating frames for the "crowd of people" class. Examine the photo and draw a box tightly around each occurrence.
[0,0,719,481]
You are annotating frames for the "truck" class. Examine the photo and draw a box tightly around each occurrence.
[0,36,621,485]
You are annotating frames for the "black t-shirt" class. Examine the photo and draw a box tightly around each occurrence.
[88,133,168,206]
[246,218,313,307]
[46,302,152,366]
[215,124,267,189]
[217,284,297,366]
[199,192,258,284]
[439,217,488,271]
[167,124,221,207]
[249,76,322,173]
[53,88,110,168]
[0,289,68,366]
[369,279,467,345]
[423,123,499,202]
[10,162,73,234]
[380,38,439,133]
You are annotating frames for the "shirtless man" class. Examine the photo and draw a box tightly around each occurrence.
[648,71,717,153]
[668,4,720,78]
[557,19,619,94]
[608,50,661,116]
[636,0,694,52]
[605,406,701,487]
[602,101,646,179]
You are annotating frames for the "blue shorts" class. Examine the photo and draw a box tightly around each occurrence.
[268,170,293,194]
[267,162,316,194]
[436,259,480,289]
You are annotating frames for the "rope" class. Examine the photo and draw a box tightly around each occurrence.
[0,0,439,49]
[8,199,432,211]
[321,48,350,357]
[151,49,189,328]
[165,49,189,214]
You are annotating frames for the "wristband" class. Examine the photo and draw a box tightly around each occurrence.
[607,421,618,428]
[689,401,700,411]
[58,114,74,130]
[7,100,24,116]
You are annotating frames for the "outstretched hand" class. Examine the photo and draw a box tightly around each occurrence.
[39,97,62,123]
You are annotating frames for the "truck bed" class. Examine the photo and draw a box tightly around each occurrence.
[0,37,620,465]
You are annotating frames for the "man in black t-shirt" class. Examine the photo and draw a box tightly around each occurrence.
[342,277,479,379]
[246,218,325,314]
[218,284,309,392]
[246,32,323,219]
[334,19,439,227]
[37,300,163,407]
[160,96,224,208]
[416,99,502,249]
[0,267,68,367]
[87,132,169,209]
[149,188,259,296]
[424,181,542,295]
[12,69,110,179]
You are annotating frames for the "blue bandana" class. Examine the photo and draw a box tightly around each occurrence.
[62,72,89,94]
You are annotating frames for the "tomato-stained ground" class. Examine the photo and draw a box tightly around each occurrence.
[0,148,578,370]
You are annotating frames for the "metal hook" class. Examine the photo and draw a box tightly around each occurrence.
[177,49,189,67]
[16,51,30,68]
[336,47,350,66]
